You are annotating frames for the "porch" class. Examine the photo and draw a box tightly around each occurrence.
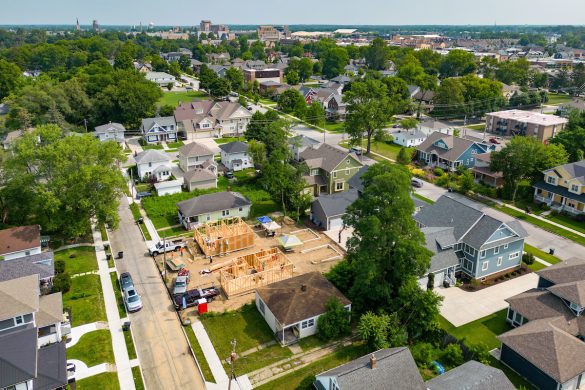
[534,188,585,215]
[275,325,300,346]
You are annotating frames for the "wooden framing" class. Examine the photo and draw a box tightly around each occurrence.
[193,217,255,257]
[220,248,294,297]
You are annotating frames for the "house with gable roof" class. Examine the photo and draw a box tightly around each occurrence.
[534,160,585,216]
[0,225,42,261]
[219,141,253,171]
[175,100,252,139]
[134,149,173,181]
[140,116,178,144]
[93,122,126,148]
[416,131,494,171]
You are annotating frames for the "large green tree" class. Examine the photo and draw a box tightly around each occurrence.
[365,38,389,70]
[278,89,306,118]
[439,49,477,78]
[0,59,22,100]
[321,47,349,79]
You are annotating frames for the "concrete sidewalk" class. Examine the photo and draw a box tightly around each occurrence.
[92,223,136,390]
[192,320,229,384]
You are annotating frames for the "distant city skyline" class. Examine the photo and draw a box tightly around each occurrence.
[1,0,584,26]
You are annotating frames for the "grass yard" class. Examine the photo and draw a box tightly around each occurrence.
[339,139,405,161]
[132,366,145,390]
[99,223,108,242]
[545,212,585,235]
[547,93,574,105]
[62,275,106,326]
[236,344,293,375]
[324,122,345,133]
[184,325,215,382]
[255,343,369,390]
[214,136,245,144]
[110,272,127,319]
[524,243,561,265]
[258,98,277,106]
[142,144,164,150]
[54,246,98,275]
[439,309,510,350]
[124,329,137,360]
[158,90,208,107]
[167,140,184,149]
[67,329,115,366]
[413,193,435,205]
[75,372,120,390]
[465,124,486,131]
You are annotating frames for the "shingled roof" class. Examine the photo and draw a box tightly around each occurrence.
[177,191,250,218]
[426,360,515,390]
[0,225,41,257]
[0,252,54,282]
[178,142,214,157]
[506,289,573,321]
[538,257,585,285]
[256,272,350,326]
[299,143,361,172]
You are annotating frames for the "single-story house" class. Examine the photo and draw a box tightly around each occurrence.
[219,141,253,171]
[177,191,251,230]
[310,189,359,231]
[314,347,426,390]
[145,71,176,87]
[154,179,183,196]
[183,168,218,192]
[134,149,173,181]
[93,122,126,148]
[255,272,351,346]
[393,129,427,148]
[0,225,42,261]
[426,360,515,390]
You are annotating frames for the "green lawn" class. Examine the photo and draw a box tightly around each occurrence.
[526,260,547,271]
[297,335,326,352]
[132,366,145,390]
[158,90,208,107]
[465,124,486,131]
[167,140,184,149]
[255,343,369,390]
[75,372,120,390]
[67,329,115,366]
[235,344,293,375]
[545,212,585,235]
[324,122,345,133]
[413,193,435,205]
[184,325,215,382]
[524,243,561,265]
[547,93,574,105]
[62,274,106,326]
[99,223,109,242]
[109,272,127,319]
[215,136,245,144]
[124,329,137,360]
[259,98,277,106]
[142,144,164,150]
[54,246,98,275]
[439,309,510,350]
[339,139,405,161]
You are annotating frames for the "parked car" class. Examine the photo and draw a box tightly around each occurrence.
[136,191,152,200]
[148,239,186,256]
[247,105,253,111]
[124,287,143,312]
[173,286,221,310]
[119,272,134,292]
[173,275,190,296]
[411,178,424,188]
[66,362,76,383]
[349,146,363,155]
[224,170,234,179]
[489,137,501,144]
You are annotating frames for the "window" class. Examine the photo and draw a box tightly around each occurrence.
[547,176,556,185]
[149,162,152,167]
[509,252,520,260]
[310,169,319,176]
[258,299,265,314]
[497,256,503,266]
[301,318,315,329]
[494,246,500,255]
[332,171,337,178]
[571,184,579,192]
[482,261,489,271]
[480,250,486,258]
[206,214,211,221]
[335,182,344,191]
[504,243,509,250]
[222,210,230,217]
[345,169,350,176]
[25,250,30,256]
[15,316,24,325]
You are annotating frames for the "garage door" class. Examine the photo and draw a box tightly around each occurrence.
[328,217,344,230]
[434,271,445,288]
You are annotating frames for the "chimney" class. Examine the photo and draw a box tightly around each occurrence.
[301,284,307,292]
[370,354,377,369]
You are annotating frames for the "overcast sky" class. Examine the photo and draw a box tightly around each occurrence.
[1,0,584,26]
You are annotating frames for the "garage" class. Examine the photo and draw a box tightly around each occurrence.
[310,190,359,231]
[327,216,345,230]
[419,270,446,290]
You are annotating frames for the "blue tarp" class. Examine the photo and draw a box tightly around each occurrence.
[432,361,445,375]
[257,216,272,224]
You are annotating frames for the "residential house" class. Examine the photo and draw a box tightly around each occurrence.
[299,143,363,196]
[408,85,435,104]
[134,149,173,181]
[485,109,568,143]
[219,141,253,171]
[414,194,527,281]
[416,131,494,172]
[153,179,183,196]
[0,225,42,261]
[418,227,462,289]
[314,347,426,390]
[426,360,515,390]
[178,142,217,172]
[243,68,283,84]
[177,191,251,229]
[499,258,585,390]
[310,189,359,230]
[133,62,152,73]
[161,48,192,62]
[183,168,218,192]
[501,83,522,99]
[255,272,351,346]
[93,122,126,148]
[0,275,68,390]
[208,65,229,78]
[0,252,55,293]
[393,128,428,148]
[206,52,231,65]
[2,128,33,150]
[141,116,178,144]
[534,160,585,215]
[559,98,585,117]
[175,100,252,139]
[145,71,176,87]
[288,135,321,161]
[473,152,504,188]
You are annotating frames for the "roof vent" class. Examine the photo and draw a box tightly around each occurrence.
[370,354,377,369]
[301,284,307,292]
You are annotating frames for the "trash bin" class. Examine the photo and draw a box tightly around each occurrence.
[137,217,143,224]
[549,248,555,255]
[104,243,110,251]
[122,322,131,331]
[106,254,111,261]
[117,251,124,259]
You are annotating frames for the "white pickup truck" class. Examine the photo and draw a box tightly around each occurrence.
[149,239,186,256]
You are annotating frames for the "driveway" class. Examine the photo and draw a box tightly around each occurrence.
[436,273,539,327]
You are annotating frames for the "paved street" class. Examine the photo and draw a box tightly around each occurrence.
[108,197,205,390]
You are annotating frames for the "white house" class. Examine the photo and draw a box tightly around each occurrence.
[393,128,428,148]
[134,149,173,181]
[255,272,351,345]
[154,179,183,196]
[175,100,253,139]
[145,71,176,87]
[219,141,252,171]
[93,122,126,148]
[141,116,178,144]
[0,225,42,261]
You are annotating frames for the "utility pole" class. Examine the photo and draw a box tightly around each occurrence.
[228,338,237,390]
[162,231,167,282]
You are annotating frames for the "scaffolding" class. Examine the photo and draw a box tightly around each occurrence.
[220,248,294,297]
[193,217,255,257]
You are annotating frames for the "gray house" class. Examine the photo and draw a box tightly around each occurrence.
[93,122,126,148]
[177,191,251,229]
[219,141,253,171]
[288,135,321,161]
[0,252,55,291]
[183,168,217,192]
[178,142,216,173]
[414,194,526,281]
[141,116,178,144]
[426,360,515,390]
[310,189,358,231]
[416,132,494,172]
[418,227,461,289]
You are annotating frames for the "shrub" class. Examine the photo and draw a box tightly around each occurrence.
[522,252,535,265]
[54,259,66,274]
[317,298,351,341]
[442,343,464,366]
[433,167,445,176]
[53,272,71,293]
[468,343,491,365]
[435,174,451,188]
[411,342,434,368]
[427,272,435,290]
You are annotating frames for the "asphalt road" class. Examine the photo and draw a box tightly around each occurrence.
[109,196,206,390]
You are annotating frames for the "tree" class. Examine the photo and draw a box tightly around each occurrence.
[344,79,392,154]
[306,102,326,127]
[0,58,22,99]
[250,40,266,60]
[198,64,218,91]
[207,77,230,99]
[358,312,390,350]
[443,344,464,366]
[285,70,300,85]
[413,73,438,118]
[397,147,413,165]
[159,104,175,117]
[400,118,418,131]
[317,298,351,341]
[248,140,267,168]
[496,58,530,86]
[223,67,243,92]
[278,89,306,118]
[458,169,475,194]
[321,47,349,79]
[382,76,411,113]
[178,54,192,72]
[414,49,442,75]
[168,61,182,78]
[52,272,71,293]
[439,49,477,78]
[365,38,388,70]
[113,51,133,70]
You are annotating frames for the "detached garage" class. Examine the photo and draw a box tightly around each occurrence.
[154,179,183,196]
[310,189,358,231]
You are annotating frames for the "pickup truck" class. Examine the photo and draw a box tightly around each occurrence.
[173,286,220,310]
[173,274,190,296]
[149,239,186,256]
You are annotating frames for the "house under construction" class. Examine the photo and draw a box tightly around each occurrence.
[220,248,294,297]
[194,217,255,257]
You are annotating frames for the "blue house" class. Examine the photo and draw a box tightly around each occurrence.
[416,132,494,172]
[413,194,526,281]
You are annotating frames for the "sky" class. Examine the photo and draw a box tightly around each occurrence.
[0,0,584,26]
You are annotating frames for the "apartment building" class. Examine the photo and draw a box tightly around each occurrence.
[485,109,568,143]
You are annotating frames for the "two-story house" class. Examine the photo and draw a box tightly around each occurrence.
[498,258,585,390]
[219,141,253,172]
[0,252,55,294]
[0,275,68,390]
[414,194,527,282]
[416,132,494,172]
[299,143,363,196]
[472,152,504,188]
[93,122,126,149]
[177,191,251,230]
[178,142,217,173]
[0,225,42,261]
[534,160,585,215]
[134,149,173,181]
[140,116,178,144]
[288,135,321,161]
[175,100,252,139]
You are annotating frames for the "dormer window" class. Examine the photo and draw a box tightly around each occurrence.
[571,184,579,193]
[569,302,584,316]
[547,176,556,185]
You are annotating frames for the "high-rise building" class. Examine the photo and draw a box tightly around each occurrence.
[92,19,99,32]
[76,18,80,31]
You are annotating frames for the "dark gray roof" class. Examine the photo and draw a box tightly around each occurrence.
[426,360,515,390]
[312,189,359,218]
[288,135,321,149]
[178,142,214,157]
[316,347,426,390]
[347,165,369,192]
[219,141,248,154]
[34,341,67,390]
[177,191,251,217]
[398,129,427,140]
[300,143,361,172]
[416,132,485,163]
[0,325,38,388]
[134,149,171,165]
[544,160,585,179]
[421,227,461,274]
[0,252,55,282]
[141,116,176,130]
[533,180,585,204]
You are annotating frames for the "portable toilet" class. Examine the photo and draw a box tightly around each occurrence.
[197,298,208,314]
